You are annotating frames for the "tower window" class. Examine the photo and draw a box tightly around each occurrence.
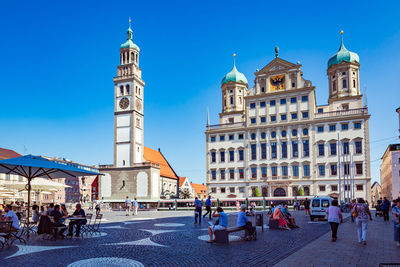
[230,97,234,105]
[333,81,336,92]
[239,97,242,104]
[342,79,347,88]
[342,72,346,75]
[353,80,356,88]
[126,85,130,95]
[122,160,126,166]
[131,52,134,63]
[261,87,265,93]
[120,86,124,95]
[292,82,295,88]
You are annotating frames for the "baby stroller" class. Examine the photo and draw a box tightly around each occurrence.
[375,203,383,217]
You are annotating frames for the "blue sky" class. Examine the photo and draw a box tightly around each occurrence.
[0,1,399,185]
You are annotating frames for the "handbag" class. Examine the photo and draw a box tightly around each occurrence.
[352,205,358,217]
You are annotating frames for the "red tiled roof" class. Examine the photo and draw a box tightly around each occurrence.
[191,183,207,195]
[143,147,178,180]
[179,177,187,187]
[0,148,22,160]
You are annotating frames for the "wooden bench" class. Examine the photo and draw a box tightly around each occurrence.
[214,227,245,244]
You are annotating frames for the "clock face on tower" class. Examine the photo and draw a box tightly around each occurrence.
[135,99,142,111]
[119,97,129,109]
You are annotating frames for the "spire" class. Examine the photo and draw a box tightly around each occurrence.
[206,107,210,126]
[233,53,236,69]
[275,46,279,58]
[127,17,133,40]
[338,30,347,51]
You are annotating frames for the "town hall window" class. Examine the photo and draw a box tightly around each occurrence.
[342,79,347,88]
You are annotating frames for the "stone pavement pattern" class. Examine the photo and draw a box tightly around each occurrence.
[0,210,331,266]
[274,212,400,267]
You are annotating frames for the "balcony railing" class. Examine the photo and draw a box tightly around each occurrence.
[98,162,160,169]
[206,122,245,131]
[314,107,368,119]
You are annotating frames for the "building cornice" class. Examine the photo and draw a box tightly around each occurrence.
[245,86,314,100]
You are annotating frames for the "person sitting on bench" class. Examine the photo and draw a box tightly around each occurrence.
[207,207,228,243]
[238,205,256,240]
[282,204,299,228]
[246,207,255,216]
[273,205,291,230]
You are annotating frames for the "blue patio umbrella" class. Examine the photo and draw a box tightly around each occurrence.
[0,155,102,236]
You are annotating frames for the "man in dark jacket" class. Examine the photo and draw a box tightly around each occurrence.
[67,204,87,237]
[382,197,391,221]
[50,205,66,238]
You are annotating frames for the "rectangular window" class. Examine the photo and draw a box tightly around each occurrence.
[229,169,235,179]
[238,134,244,140]
[318,144,325,156]
[250,118,256,124]
[220,187,226,193]
[270,100,276,106]
[211,170,216,180]
[301,95,308,102]
[220,151,225,162]
[302,111,309,119]
[341,123,348,130]
[317,126,324,133]
[251,144,257,160]
[331,164,337,175]
[330,143,337,155]
[292,165,299,177]
[281,142,287,158]
[303,140,309,157]
[211,136,216,142]
[251,167,257,179]
[271,166,277,177]
[355,141,362,154]
[211,152,216,163]
[260,116,266,123]
[329,125,336,131]
[318,108,323,113]
[229,150,234,161]
[343,142,349,155]
[291,113,298,120]
[344,163,350,175]
[319,165,325,176]
[250,103,256,109]
[303,165,310,176]
[220,135,225,141]
[239,187,245,193]
[229,134,234,140]
[271,142,277,159]
[319,185,326,192]
[356,184,363,191]
[261,143,267,159]
[261,167,267,178]
[281,114,287,121]
[270,116,276,122]
[239,150,244,161]
[260,101,266,107]
[280,99,286,105]
[220,169,225,180]
[292,141,298,157]
[354,122,361,129]
[239,169,244,179]
[356,163,363,175]
[229,187,235,193]
[342,79,347,88]
[331,185,338,191]
[290,97,297,103]
[282,166,288,177]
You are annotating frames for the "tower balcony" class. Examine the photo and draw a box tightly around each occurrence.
[206,122,245,131]
[314,107,368,119]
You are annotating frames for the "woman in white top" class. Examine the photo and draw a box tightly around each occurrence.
[352,198,372,245]
[326,199,343,242]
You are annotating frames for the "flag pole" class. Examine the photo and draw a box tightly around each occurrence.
[338,133,341,203]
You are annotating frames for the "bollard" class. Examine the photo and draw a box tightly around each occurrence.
[263,197,266,211]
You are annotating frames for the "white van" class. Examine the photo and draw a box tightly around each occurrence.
[310,197,333,221]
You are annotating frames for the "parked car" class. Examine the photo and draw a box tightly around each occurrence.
[310,197,333,221]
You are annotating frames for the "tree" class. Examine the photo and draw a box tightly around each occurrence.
[253,187,261,197]
[298,187,304,196]
[179,188,192,199]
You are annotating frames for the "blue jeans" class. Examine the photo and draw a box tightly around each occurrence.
[394,224,400,241]
[195,209,202,223]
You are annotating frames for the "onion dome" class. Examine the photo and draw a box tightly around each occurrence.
[121,18,140,51]
[328,31,359,69]
[221,54,248,85]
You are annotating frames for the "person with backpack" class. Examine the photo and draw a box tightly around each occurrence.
[352,198,372,245]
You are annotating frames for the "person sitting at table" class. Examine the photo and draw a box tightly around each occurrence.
[47,203,55,215]
[50,205,66,238]
[39,206,46,216]
[67,204,87,237]
[32,205,40,223]
[4,204,20,231]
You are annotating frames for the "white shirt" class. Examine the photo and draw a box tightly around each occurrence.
[6,210,20,229]
[132,200,138,207]
[125,199,131,205]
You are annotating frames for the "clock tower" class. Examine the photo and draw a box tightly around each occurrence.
[113,19,145,167]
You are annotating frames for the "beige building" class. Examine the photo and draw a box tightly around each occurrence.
[98,21,179,206]
[206,34,371,202]
[380,144,400,200]
[371,181,382,206]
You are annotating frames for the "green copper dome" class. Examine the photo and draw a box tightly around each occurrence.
[120,26,140,51]
[221,55,248,85]
[328,34,359,68]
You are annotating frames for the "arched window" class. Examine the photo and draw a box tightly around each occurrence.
[304,186,310,196]
[292,129,297,137]
[127,52,129,62]
[333,81,336,92]
[122,53,125,64]
[353,79,356,88]
[303,128,309,136]
[122,180,125,187]
[273,188,286,197]
[139,88,141,95]
[122,160,125,166]
[271,131,276,138]
[131,52,134,63]
[342,79,347,88]
[281,130,287,137]
[262,187,268,197]
[230,97,234,105]
[120,86,124,95]
[136,53,138,63]
[126,85,130,95]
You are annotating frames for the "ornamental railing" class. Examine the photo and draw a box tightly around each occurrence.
[98,162,160,169]
[314,107,368,119]
[206,122,245,131]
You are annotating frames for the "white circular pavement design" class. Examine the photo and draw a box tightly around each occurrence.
[197,234,241,242]
[154,223,185,227]
[67,257,144,267]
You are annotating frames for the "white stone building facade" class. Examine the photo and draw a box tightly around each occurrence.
[206,37,371,202]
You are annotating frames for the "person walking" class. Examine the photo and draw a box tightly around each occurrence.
[382,197,391,221]
[326,199,343,242]
[132,198,139,215]
[304,198,310,216]
[203,196,212,220]
[95,197,101,215]
[125,196,131,216]
[350,199,356,222]
[392,198,400,247]
[194,197,203,224]
[353,198,373,245]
